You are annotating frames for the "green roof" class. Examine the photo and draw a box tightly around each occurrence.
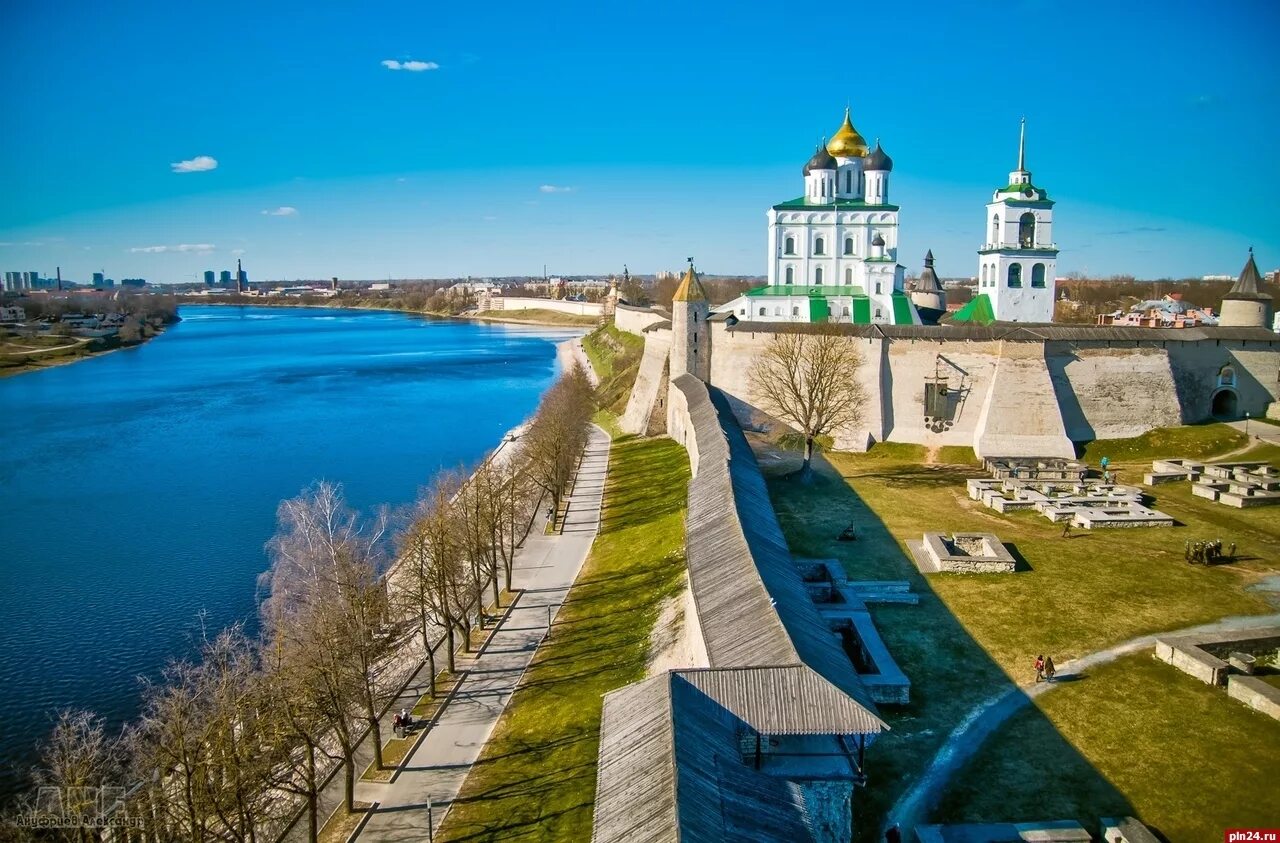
[745,285,868,297]
[772,197,901,212]
[949,293,996,326]
[999,183,1050,199]
[891,293,915,325]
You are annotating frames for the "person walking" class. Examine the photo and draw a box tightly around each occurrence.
[1061,521,1073,539]
[1035,654,1045,683]
[1044,655,1057,682]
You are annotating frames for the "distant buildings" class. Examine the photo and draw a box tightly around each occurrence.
[3,271,39,292]
[1097,293,1218,328]
[204,270,216,286]
[219,270,232,286]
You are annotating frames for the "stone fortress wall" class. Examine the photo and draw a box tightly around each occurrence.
[618,315,1280,456]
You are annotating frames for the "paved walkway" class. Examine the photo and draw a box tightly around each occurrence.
[885,611,1280,836]
[352,425,612,842]
[1226,418,1280,447]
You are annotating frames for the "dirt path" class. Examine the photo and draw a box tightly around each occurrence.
[884,610,1280,837]
[924,445,941,465]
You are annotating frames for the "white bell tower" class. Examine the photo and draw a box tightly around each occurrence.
[976,119,1058,322]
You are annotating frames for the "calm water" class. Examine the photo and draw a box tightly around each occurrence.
[0,305,579,799]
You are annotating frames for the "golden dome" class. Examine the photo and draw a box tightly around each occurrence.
[826,107,868,158]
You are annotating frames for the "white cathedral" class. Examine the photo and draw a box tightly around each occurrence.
[717,110,1059,325]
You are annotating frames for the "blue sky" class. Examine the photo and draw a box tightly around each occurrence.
[2,0,1277,283]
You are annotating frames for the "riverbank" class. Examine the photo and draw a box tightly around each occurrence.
[0,325,172,379]
[182,297,600,328]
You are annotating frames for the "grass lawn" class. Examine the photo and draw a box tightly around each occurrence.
[582,324,644,418]
[1076,421,1247,464]
[760,425,1280,838]
[470,308,600,327]
[437,437,690,841]
[318,800,371,843]
[935,654,1280,841]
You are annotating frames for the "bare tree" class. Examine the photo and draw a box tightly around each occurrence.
[23,709,123,843]
[396,472,467,680]
[126,625,282,843]
[524,364,595,529]
[259,482,398,800]
[749,325,867,483]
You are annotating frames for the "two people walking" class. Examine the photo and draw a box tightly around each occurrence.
[1034,653,1056,683]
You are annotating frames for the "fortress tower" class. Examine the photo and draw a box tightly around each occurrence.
[976,120,1058,322]
[1218,248,1273,329]
[909,250,946,317]
[671,261,709,380]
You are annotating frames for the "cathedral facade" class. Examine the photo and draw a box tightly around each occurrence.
[719,109,919,326]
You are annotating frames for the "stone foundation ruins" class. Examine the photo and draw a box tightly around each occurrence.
[968,457,1174,529]
[1145,458,1280,509]
[908,532,1016,574]
[794,557,915,705]
[1154,626,1280,722]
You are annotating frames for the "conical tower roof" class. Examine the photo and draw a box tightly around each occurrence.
[672,263,708,303]
[915,250,943,293]
[1224,249,1272,301]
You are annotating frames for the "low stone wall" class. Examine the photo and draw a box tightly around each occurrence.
[614,302,669,335]
[487,296,602,316]
[1227,675,1280,721]
[920,532,1016,574]
[1155,628,1280,687]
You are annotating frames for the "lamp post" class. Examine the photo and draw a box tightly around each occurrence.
[1245,412,1251,438]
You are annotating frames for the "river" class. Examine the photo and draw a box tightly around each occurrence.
[0,304,581,800]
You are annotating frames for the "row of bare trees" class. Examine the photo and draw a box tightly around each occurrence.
[8,363,598,842]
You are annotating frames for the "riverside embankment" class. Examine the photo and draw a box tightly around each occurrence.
[0,304,579,803]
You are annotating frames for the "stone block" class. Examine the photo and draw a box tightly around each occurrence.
[1227,675,1280,721]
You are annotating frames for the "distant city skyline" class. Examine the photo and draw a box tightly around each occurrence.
[2,0,1278,283]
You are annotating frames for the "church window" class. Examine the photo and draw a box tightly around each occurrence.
[844,237,854,255]
[759,307,766,316]
[875,282,881,295]
[1008,263,1023,288]
[784,236,795,255]
[815,268,824,284]
[844,268,853,284]
[1031,263,1046,288]
[842,306,850,316]
[815,237,825,256]
[739,308,745,315]
[1219,365,1236,386]
[874,307,882,320]
[845,171,851,193]
[792,306,799,316]
[991,215,999,245]
[1019,213,1036,248]
[785,266,794,284]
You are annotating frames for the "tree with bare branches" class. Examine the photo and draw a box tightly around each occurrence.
[259,481,399,803]
[524,363,595,529]
[749,325,867,483]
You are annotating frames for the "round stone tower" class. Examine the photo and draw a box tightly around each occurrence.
[1219,248,1273,329]
[670,261,710,381]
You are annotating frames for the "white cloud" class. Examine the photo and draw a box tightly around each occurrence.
[539,184,574,193]
[261,206,299,216]
[170,155,218,173]
[381,59,439,71]
[129,243,216,254]
[231,248,246,256]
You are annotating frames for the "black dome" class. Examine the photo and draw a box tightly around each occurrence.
[803,146,837,175]
[864,142,893,172]
[872,233,886,247]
